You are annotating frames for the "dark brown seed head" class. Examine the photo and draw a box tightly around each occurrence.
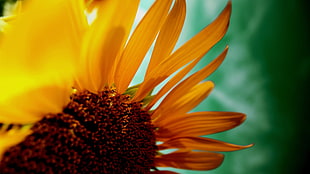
[0,88,157,173]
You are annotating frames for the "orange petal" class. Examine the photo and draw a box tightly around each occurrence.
[158,136,253,152]
[155,150,224,170]
[76,0,139,92]
[152,81,214,121]
[135,1,231,100]
[145,47,228,109]
[114,0,173,93]
[145,0,186,77]
[155,111,246,137]
[144,57,201,109]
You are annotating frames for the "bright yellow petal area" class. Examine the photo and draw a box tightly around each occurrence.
[155,150,223,170]
[0,15,17,34]
[0,128,31,161]
[0,81,72,123]
[158,137,253,152]
[135,1,232,100]
[145,47,228,110]
[84,0,101,12]
[114,0,173,93]
[5,0,22,16]
[76,0,139,92]
[145,0,186,77]
[152,81,214,120]
[156,111,246,137]
[0,0,85,123]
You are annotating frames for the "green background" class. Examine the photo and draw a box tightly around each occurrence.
[1,0,308,174]
[141,0,309,173]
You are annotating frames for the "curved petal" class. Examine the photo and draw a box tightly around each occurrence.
[145,0,186,77]
[152,81,214,121]
[145,47,228,109]
[155,150,224,170]
[76,0,139,92]
[155,111,246,137]
[158,137,253,152]
[114,0,173,93]
[135,1,232,100]
[0,0,82,123]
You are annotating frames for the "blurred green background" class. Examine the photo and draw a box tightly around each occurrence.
[181,0,308,174]
[139,0,309,173]
[1,0,308,174]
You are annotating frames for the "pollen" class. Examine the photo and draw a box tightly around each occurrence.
[0,88,157,173]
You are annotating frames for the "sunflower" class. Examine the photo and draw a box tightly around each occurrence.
[0,0,252,173]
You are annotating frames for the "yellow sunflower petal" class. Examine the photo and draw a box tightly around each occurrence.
[0,83,72,123]
[145,0,186,77]
[76,0,139,92]
[155,112,246,137]
[0,0,84,71]
[135,1,231,100]
[158,137,253,152]
[114,0,173,93]
[0,128,31,161]
[5,0,23,16]
[0,15,16,33]
[145,47,228,109]
[70,0,88,36]
[0,0,83,123]
[84,0,101,12]
[152,81,214,120]
[155,150,223,170]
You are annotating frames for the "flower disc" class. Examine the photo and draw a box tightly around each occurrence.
[0,88,157,173]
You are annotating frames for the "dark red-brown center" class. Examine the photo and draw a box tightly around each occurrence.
[0,88,157,173]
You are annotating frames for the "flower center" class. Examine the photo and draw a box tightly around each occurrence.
[0,88,157,173]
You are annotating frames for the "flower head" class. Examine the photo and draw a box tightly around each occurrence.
[0,0,252,173]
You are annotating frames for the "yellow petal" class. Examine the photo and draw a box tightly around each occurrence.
[158,137,253,152]
[0,82,72,123]
[0,16,16,33]
[0,0,84,72]
[0,128,31,161]
[114,0,173,93]
[156,111,246,137]
[155,150,224,170]
[145,47,228,109]
[70,0,88,36]
[10,0,23,15]
[0,0,83,123]
[145,0,186,77]
[76,0,139,92]
[84,0,101,12]
[152,81,214,121]
[135,1,231,100]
